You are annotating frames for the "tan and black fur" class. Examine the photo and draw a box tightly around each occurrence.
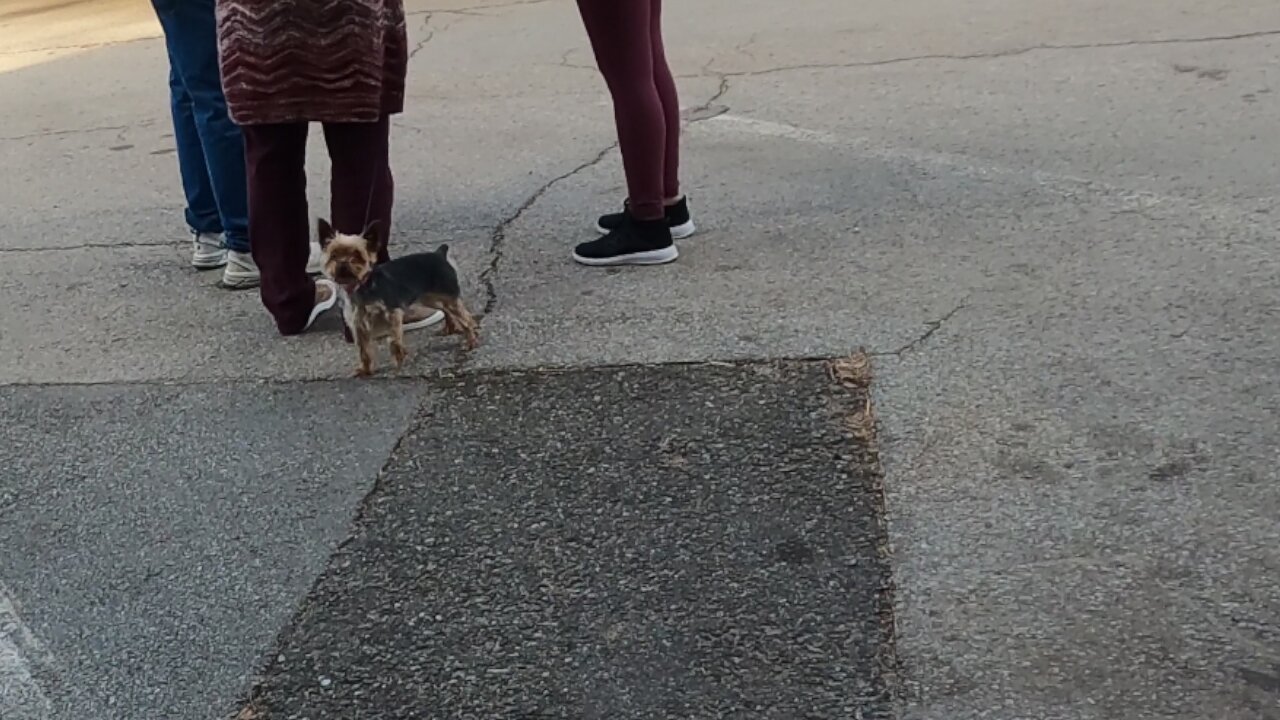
[318,219,478,377]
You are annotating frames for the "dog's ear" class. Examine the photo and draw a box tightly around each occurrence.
[361,220,383,254]
[317,218,336,249]
[436,243,449,258]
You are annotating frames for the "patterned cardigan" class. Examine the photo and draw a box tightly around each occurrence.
[214,0,408,125]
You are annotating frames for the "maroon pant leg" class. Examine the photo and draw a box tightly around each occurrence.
[323,116,393,262]
[650,0,681,201]
[576,0,667,221]
[242,122,314,336]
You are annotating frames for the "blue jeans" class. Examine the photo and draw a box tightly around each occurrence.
[151,0,249,252]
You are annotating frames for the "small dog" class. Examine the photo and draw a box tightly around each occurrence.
[318,218,479,377]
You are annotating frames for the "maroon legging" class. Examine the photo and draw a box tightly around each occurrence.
[243,117,393,335]
[576,0,680,221]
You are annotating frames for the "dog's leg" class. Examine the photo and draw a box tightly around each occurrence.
[445,298,481,351]
[355,324,376,377]
[417,294,460,337]
[439,312,460,337]
[417,293,478,350]
[390,309,409,369]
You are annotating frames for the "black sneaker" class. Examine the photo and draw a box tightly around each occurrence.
[596,196,697,239]
[574,216,679,267]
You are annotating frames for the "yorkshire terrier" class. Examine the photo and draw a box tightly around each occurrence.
[318,218,479,377]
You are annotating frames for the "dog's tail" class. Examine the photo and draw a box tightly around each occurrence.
[437,243,457,271]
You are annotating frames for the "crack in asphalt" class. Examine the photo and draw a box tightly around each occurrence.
[8,26,1233,380]
[408,12,436,59]
[883,302,970,356]
[0,241,176,254]
[1,119,158,143]
[478,143,617,316]
[476,73,739,318]
[407,0,554,17]
[684,74,732,122]
[0,35,159,58]
[2,124,131,142]
[715,29,1280,78]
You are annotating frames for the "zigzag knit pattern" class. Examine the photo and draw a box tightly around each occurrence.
[215,0,408,125]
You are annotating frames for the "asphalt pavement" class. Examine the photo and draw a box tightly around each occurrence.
[242,363,892,720]
[2,0,1279,718]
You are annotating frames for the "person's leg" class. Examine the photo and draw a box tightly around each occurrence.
[578,0,692,254]
[151,3,226,268]
[576,0,665,221]
[153,0,250,257]
[243,123,331,335]
[166,58,221,237]
[322,117,394,263]
[650,0,681,204]
[573,0,678,266]
[322,118,443,329]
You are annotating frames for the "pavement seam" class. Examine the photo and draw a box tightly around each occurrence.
[831,351,905,713]
[0,353,905,389]
[228,383,435,720]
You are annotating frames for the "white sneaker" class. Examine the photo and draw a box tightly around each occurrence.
[221,250,261,289]
[191,232,228,269]
[304,279,340,332]
[403,306,446,330]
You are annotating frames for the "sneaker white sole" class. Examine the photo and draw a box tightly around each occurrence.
[219,273,261,290]
[671,220,697,239]
[303,279,340,332]
[594,220,697,240]
[403,309,446,330]
[573,245,679,267]
[220,263,261,289]
[192,251,228,270]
